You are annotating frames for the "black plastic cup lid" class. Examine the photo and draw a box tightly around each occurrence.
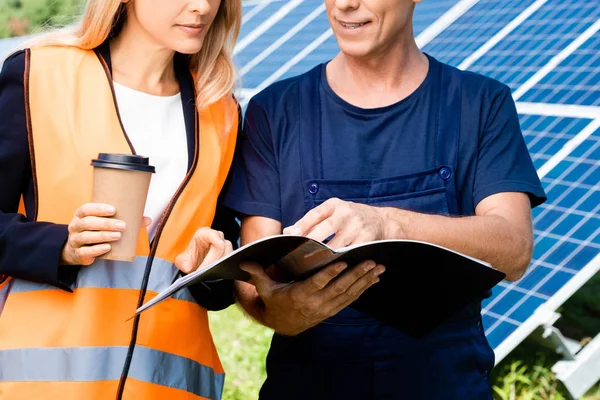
[91,153,155,173]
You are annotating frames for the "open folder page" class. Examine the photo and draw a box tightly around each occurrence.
[135,235,505,337]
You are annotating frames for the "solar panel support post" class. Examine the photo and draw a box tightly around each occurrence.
[529,309,600,399]
[552,333,600,400]
[531,311,581,360]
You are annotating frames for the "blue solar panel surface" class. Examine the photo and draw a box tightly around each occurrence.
[483,120,600,348]
[465,0,600,92]
[519,31,600,106]
[422,0,539,67]
[236,0,600,359]
[411,0,457,30]
[521,116,592,169]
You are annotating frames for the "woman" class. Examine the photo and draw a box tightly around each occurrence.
[0,0,241,399]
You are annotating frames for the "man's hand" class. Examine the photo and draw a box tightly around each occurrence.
[175,227,233,273]
[283,198,390,249]
[240,259,385,336]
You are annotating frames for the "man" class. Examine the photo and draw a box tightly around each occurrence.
[224,0,546,398]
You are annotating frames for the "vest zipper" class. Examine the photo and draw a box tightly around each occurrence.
[115,88,200,400]
[94,50,137,155]
[23,49,40,222]
[94,49,201,397]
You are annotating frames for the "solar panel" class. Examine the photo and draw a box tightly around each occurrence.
[521,115,592,169]
[462,0,600,92]
[518,31,600,106]
[483,117,600,353]
[0,0,598,394]
[421,0,541,67]
[234,1,600,384]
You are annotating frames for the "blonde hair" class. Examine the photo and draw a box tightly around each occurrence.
[23,0,241,111]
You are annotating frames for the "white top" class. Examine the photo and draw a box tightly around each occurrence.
[113,81,188,240]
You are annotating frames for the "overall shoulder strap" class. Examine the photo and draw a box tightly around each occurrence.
[298,65,324,181]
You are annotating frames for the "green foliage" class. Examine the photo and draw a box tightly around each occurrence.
[492,359,565,400]
[0,0,83,38]
[209,305,273,400]
[491,348,600,400]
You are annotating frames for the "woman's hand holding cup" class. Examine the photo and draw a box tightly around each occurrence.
[60,203,151,266]
[175,227,233,274]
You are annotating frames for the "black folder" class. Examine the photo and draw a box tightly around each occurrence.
[135,235,505,337]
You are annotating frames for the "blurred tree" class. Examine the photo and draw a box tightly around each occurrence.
[0,0,83,38]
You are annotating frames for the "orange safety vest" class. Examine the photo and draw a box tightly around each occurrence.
[0,46,238,400]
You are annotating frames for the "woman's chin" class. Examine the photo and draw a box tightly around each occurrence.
[169,38,206,55]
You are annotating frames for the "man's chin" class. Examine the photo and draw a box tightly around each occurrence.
[336,40,375,59]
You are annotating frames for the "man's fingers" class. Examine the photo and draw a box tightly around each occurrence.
[304,217,342,243]
[321,260,380,299]
[300,262,347,294]
[324,225,357,250]
[240,262,276,296]
[284,200,336,236]
[343,264,384,298]
[75,203,116,219]
[142,216,152,228]
[326,264,384,312]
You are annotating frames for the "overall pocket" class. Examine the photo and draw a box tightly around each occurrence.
[306,167,453,216]
[303,168,454,326]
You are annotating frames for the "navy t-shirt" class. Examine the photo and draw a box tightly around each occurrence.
[223,55,546,228]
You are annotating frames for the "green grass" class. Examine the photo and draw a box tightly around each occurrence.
[209,305,273,400]
[491,342,600,400]
[209,273,600,400]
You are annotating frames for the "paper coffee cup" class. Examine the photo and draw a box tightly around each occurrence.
[91,153,155,261]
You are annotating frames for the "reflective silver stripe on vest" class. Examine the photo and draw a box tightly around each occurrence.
[9,257,196,303]
[0,345,224,399]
